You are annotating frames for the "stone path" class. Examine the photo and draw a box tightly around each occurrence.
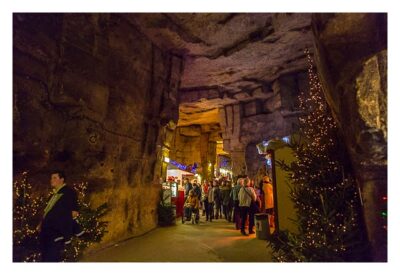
[82,215,273,262]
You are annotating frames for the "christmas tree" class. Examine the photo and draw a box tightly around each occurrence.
[64,181,109,262]
[13,172,45,262]
[13,172,109,262]
[267,49,370,262]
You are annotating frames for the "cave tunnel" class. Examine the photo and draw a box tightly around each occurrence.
[12,13,387,262]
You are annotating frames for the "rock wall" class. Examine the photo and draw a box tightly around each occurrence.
[168,124,221,180]
[13,14,183,248]
[130,13,313,93]
[148,13,314,180]
[219,72,308,177]
[312,13,387,261]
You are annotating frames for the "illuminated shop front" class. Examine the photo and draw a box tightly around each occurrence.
[256,135,298,235]
[162,157,200,217]
[216,155,232,180]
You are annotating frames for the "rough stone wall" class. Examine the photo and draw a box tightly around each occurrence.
[129,13,313,94]
[170,126,202,166]
[312,13,387,261]
[168,124,221,180]
[219,72,308,177]
[13,14,183,248]
[144,13,314,180]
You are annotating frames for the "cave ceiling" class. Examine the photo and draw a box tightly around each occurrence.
[126,13,313,126]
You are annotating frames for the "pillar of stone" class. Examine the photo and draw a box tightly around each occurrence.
[200,132,210,180]
[208,141,217,178]
[312,13,387,261]
[230,150,247,177]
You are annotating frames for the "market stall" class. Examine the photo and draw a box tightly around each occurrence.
[256,136,299,235]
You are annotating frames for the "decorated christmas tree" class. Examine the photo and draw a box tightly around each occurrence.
[13,172,45,262]
[64,181,109,262]
[268,49,370,262]
[13,172,109,262]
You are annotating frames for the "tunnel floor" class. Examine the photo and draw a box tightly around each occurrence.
[82,216,273,262]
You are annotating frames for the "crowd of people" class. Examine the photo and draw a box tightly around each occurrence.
[183,176,274,236]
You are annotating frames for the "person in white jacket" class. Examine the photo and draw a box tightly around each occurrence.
[238,178,257,236]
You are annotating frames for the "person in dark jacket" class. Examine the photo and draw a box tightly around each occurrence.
[201,181,210,219]
[220,181,232,221]
[230,178,243,229]
[192,182,201,200]
[184,178,193,199]
[213,181,221,219]
[38,171,80,262]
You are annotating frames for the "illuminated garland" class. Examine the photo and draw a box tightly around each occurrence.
[13,171,44,262]
[170,160,197,173]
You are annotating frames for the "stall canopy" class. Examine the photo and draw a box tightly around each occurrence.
[166,167,194,182]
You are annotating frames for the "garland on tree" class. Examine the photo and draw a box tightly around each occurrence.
[13,172,45,262]
[267,49,370,262]
[13,171,109,262]
[64,181,109,262]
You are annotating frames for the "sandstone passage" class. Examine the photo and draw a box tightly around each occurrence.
[13,13,387,262]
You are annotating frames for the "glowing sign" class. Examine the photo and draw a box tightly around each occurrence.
[282,136,290,144]
[169,160,197,174]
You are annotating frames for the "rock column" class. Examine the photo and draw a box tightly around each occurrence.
[312,13,387,261]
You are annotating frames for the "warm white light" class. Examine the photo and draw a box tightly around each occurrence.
[194,174,202,182]
[220,168,227,174]
[164,157,170,163]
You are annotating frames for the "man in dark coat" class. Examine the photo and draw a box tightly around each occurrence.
[39,171,80,262]
[192,181,202,201]
[184,178,193,199]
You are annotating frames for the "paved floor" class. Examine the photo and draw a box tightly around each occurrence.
[82,215,273,262]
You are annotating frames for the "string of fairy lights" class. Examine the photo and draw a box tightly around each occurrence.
[13,172,108,262]
[13,171,44,261]
[66,181,108,262]
[273,49,363,262]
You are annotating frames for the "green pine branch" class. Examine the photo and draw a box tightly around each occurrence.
[267,50,369,262]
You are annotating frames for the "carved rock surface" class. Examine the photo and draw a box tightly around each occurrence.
[13,14,183,248]
[13,13,387,261]
[312,13,387,261]
[129,13,313,130]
